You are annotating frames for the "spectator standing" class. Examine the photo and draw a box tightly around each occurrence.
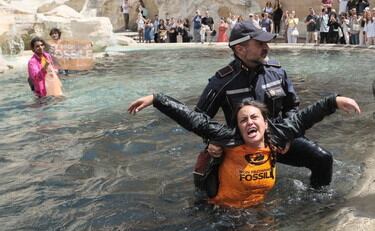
[339,0,349,14]
[193,10,202,42]
[305,8,319,44]
[136,13,145,43]
[263,1,274,16]
[252,14,261,29]
[357,0,370,15]
[168,18,178,43]
[273,0,283,35]
[227,14,237,31]
[202,10,214,30]
[286,11,299,43]
[359,12,366,45]
[165,18,171,42]
[200,25,210,43]
[340,14,350,44]
[319,7,330,43]
[153,15,160,43]
[327,14,341,43]
[176,18,184,43]
[144,19,154,43]
[349,13,361,44]
[121,0,131,31]
[260,12,273,32]
[137,0,148,18]
[283,10,289,42]
[158,19,168,43]
[364,9,375,45]
[182,18,192,42]
[347,1,358,15]
[217,18,229,42]
[202,10,214,42]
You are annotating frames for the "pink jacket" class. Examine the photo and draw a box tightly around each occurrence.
[27,52,53,97]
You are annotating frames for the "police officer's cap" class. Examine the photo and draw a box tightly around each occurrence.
[229,20,276,47]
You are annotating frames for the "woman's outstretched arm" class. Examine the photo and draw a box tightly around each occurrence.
[270,94,361,149]
[128,94,241,146]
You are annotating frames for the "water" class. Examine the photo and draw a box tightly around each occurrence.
[0,47,374,230]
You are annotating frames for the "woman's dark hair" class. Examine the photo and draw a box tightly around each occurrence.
[49,28,62,39]
[234,99,277,177]
[30,37,46,50]
[234,99,269,123]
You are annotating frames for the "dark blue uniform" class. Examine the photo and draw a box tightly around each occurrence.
[195,57,333,189]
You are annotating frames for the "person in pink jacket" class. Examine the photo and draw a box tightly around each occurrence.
[28,37,63,97]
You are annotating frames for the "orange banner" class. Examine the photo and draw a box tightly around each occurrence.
[48,39,94,71]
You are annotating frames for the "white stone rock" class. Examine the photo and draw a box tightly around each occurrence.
[114,34,137,46]
[0,32,25,55]
[0,54,10,73]
[70,17,114,52]
[44,4,82,18]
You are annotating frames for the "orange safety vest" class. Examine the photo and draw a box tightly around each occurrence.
[209,145,276,208]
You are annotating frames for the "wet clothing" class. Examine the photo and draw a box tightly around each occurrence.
[209,146,275,208]
[194,57,333,190]
[28,52,53,97]
[152,93,338,208]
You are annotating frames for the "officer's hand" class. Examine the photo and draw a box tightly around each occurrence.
[274,142,290,154]
[207,143,224,158]
[336,96,361,114]
[128,95,154,115]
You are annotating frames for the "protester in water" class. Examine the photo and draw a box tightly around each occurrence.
[28,37,63,97]
[128,94,360,208]
[48,28,69,75]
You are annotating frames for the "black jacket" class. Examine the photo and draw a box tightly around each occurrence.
[195,57,300,127]
[153,93,337,148]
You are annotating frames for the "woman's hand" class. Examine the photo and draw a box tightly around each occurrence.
[207,143,224,158]
[128,95,154,114]
[43,60,50,71]
[336,96,361,114]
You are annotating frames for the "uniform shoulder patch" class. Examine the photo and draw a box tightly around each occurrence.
[217,65,234,78]
[264,60,282,68]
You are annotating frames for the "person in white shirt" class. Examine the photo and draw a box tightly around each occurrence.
[364,10,375,45]
[121,0,131,31]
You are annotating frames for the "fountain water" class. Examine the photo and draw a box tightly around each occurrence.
[0,46,374,230]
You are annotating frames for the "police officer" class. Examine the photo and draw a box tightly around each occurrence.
[193,20,333,196]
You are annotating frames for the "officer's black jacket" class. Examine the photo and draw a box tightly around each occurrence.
[153,93,338,148]
[195,57,300,127]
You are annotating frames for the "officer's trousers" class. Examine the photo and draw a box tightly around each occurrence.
[276,136,333,188]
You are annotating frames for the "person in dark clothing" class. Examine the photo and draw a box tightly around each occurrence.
[347,0,359,15]
[357,0,369,15]
[168,18,178,43]
[182,18,192,42]
[191,21,337,198]
[328,14,342,43]
[273,0,283,34]
[202,10,214,42]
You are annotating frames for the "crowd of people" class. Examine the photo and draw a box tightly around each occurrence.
[122,0,375,46]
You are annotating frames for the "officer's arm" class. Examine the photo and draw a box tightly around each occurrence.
[281,70,300,118]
